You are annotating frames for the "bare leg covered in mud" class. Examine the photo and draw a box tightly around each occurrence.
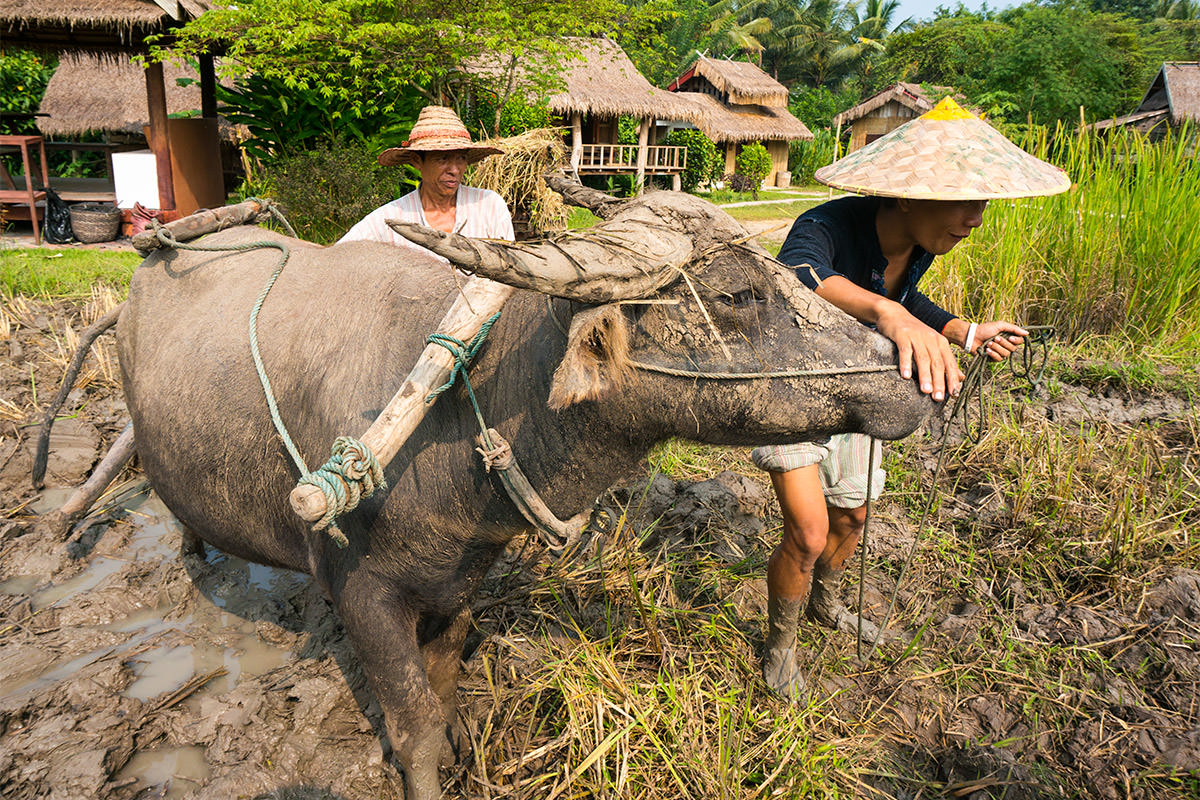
[763,467,880,699]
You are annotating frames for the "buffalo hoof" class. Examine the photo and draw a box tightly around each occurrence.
[762,645,807,701]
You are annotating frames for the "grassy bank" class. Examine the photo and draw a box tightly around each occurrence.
[0,246,141,298]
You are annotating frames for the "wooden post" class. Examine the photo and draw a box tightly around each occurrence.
[570,113,583,177]
[144,61,176,211]
[199,53,218,119]
[635,118,650,195]
[289,277,515,524]
[829,118,842,199]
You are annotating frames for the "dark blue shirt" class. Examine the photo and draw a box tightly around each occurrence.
[777,195,956,334]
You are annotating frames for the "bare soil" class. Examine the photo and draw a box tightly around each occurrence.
[2,297,1199,799]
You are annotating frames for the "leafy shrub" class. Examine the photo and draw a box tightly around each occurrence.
[618,116,641,145]
[0,49,55,135]
[788,129,838,184]
[465,95,553,139]
[735,141,772,193]
[218,73,422,164]
[266,137,408,244]
[788,86,858,131]
[725,172,759,195]
[664,129,720,192]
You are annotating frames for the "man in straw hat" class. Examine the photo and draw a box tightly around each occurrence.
[756,97,1070,698]
[340,105,513,252]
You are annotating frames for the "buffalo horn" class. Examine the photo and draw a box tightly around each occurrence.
[386,221,694,303]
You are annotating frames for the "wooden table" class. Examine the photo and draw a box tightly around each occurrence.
[0,135,50,245]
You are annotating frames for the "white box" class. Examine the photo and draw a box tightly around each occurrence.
[111,149,160,209]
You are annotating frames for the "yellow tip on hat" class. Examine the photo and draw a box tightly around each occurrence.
[814,96,1070,200]
[921,97,976,121]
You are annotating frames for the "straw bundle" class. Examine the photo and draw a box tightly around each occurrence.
[469,128,570,235]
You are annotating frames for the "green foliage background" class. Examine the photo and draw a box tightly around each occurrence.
[664,128,721,191]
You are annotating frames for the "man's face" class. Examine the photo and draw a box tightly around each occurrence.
[419,151,468,199]
[901,199,988,255]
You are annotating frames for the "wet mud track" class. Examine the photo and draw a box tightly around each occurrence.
[3,296,1200,799]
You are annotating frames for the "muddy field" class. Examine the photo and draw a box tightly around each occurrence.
[2,295,1200,798]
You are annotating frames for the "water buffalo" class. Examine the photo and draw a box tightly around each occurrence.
[111,180,930,798]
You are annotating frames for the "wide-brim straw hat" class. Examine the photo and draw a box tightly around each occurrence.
[815,98,1070,200]
[378,105,503,167]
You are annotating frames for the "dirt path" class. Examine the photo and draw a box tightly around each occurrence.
[3,295,1200,799]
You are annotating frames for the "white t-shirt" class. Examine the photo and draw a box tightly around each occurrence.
[338,185,515,262]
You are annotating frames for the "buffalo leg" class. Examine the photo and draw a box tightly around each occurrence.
[420,607,472,764]
[338,584,446,800]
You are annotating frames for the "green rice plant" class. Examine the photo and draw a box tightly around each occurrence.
[928,124,1200,368]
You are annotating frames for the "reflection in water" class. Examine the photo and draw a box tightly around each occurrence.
[115,745,211,798]
[4,487,307,793]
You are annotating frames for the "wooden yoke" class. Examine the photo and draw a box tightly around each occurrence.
[288,277,514,523]
[131,199,268,254]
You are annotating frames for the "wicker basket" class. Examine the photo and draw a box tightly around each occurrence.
[69,203,122,243]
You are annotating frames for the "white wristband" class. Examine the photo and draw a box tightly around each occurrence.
[964,322,979,353]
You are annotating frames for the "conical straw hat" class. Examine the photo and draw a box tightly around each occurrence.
[378,105,503,167]
[815,98,1070,200]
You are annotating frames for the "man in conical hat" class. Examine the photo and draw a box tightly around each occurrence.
[755,98,1070,699]
[340,105,513,255]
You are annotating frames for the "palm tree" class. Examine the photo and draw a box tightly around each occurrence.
[779,0,879,88]
[851,0,913,46]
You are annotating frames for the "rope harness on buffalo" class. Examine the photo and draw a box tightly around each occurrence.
[148,205,387,547]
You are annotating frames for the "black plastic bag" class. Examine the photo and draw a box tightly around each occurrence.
[41,187,75,244]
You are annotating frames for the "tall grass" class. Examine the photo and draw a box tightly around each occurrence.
[929,125,1200,366]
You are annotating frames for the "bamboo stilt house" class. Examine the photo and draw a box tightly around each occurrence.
[665,56,813,187]
[831,83,951,154]
[1090,62,1200,138]
[465,37,701,192]
[1,0,217,217]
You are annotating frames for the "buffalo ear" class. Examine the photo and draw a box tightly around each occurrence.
[548,304,633,410]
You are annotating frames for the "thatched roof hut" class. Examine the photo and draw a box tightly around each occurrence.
[0,0,210,52]
[468,37,700,124]
[665,58,810,187]
[36,52,240,141]
[830,82,954,154]
[675,92,812,144]
[1091,62,1199,135]
[668,56,789,108]
[831,82,945,128]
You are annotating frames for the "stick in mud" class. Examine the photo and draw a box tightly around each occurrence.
[36,422,136,538]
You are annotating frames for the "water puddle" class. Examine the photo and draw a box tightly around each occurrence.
[5,486,304,789]
[114,745,210,798]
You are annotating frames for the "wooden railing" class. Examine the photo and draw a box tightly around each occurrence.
[576,144,687,174]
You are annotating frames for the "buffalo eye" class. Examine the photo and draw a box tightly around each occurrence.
[719,289,762,308]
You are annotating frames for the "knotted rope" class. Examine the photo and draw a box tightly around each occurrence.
[150,203,384,548]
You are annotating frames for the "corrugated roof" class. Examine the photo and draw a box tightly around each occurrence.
[1137,62,1200,124]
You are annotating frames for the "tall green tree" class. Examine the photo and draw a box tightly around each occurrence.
[160,0,623,120]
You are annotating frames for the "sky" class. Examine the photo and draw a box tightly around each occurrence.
[892,0,1019,25]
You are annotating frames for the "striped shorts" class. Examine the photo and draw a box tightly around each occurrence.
[750,433,885,509]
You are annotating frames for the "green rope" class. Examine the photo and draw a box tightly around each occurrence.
[150,203,383,549]
[424,312,502,435]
